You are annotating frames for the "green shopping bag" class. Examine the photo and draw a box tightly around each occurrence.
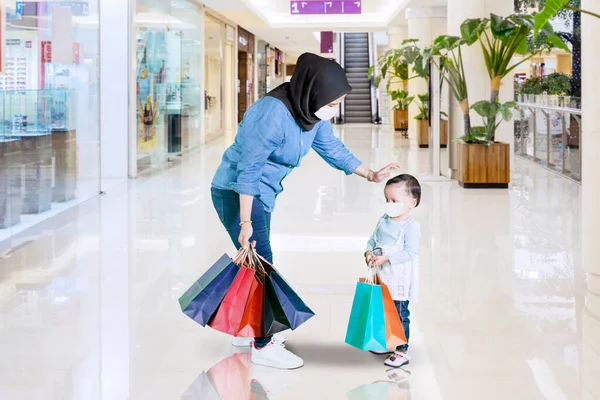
[345,280,387,351]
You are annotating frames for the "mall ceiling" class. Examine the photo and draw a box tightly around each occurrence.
[202,0,447,56]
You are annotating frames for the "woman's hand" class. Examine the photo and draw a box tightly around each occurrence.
[372,163,401,183]
[238,223,256,248]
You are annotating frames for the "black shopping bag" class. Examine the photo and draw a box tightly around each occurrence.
[261,272,291,337]
[270,271,315,330]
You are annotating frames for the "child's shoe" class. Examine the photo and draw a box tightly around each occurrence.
[384,351,410,368]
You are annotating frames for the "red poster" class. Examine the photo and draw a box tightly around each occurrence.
[39,41,81,88]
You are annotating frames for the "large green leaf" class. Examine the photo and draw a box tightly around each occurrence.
[534,0,571,37]
[499,101,517,121]
[469,126,487,138]
[367,65,374,80]
[471,100,500,119]
[490,14,517,40]
[539,21,571,52]
[460,18,488,45]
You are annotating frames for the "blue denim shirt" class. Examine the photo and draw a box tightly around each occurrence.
[211,96,362,212]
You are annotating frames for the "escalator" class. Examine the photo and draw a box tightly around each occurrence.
[342,32,377,124]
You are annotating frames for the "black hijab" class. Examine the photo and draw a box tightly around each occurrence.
[266,53,352,131]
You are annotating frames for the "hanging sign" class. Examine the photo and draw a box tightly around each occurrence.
[290,1,361,15]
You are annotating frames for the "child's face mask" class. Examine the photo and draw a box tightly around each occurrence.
[384,202,407,218]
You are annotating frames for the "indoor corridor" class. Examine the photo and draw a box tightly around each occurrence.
[0,126,596,400]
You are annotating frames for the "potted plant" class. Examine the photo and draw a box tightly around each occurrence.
[448,13,568,188]
[369,39,425,132]
[391,89,414,132]
[414,93,449,148]
[457,100,516,188]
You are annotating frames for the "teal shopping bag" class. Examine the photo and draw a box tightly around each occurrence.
[346,383,388,400]
[345,281,387,351]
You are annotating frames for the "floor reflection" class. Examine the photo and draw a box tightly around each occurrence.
[182,352,413,400]
[182,352,292,400]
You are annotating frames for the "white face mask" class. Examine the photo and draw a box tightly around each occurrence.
[315,106,338,121]
[384,202,407,218]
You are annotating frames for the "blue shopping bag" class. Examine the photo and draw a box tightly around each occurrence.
[179,254,240,326]
[270,271,315,330]
[345,281,387,351]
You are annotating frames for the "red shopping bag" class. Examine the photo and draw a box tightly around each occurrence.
[208,353,251,400]
[210,266,256,335]
[237,277,264,338]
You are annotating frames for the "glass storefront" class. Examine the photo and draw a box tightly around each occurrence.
[204,14,235,142]
[135,0,204,173]
[0,1,100,247]
[237,27,255,123]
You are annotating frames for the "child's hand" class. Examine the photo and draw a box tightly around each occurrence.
[372,255,390,267]
[365,251,375,266]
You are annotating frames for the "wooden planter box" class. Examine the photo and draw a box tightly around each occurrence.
[458,142,510,189]
[393,109,409,131]
[417,119,449,148]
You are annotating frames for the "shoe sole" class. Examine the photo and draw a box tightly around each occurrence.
[251,359,304,370]
[369,350,394,355]
[384,359,410,368]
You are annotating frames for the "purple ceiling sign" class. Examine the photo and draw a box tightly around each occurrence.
[290,1,362,15]
[320,31,334,54]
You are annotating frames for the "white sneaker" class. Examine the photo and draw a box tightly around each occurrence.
[369,349,394,355]
[251,340,304,370]
[232,334,286,348]
[384,352,410,368]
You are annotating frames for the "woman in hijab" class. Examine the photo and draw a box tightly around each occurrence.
[211,53,399,370]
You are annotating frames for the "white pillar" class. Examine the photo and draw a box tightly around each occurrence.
[386,26,408,126]
[406,7,447,138]
[446,0,514,172]
[581,1,600,397]
[100,191,131,400]
[100,0,134,183]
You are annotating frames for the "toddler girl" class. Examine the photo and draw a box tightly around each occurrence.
[365,174,421,368]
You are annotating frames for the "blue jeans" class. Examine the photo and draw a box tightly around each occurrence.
[211,187,273,348]
[394,300,410,352]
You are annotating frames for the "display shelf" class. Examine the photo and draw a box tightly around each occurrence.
[0,138,23,229]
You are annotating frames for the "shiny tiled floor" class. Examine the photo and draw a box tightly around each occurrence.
[0,126,597,400]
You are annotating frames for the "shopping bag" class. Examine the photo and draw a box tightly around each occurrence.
[270,271,315,330]
[208,353,252,400]
[237,277,264,338]
[179,254,232,312]
[347,383,409,400]
[345,280,387,351]
[210,266,256,335]
[380,284,407,349]
[179,254,240,326]
[262,273,292,337]
[346,383,388,400]
[180,371,220,400]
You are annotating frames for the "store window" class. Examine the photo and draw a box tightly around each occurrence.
[237,27,255,123]
[135,0,204,173]
[0,1,100,247]
[204,14,235,142]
